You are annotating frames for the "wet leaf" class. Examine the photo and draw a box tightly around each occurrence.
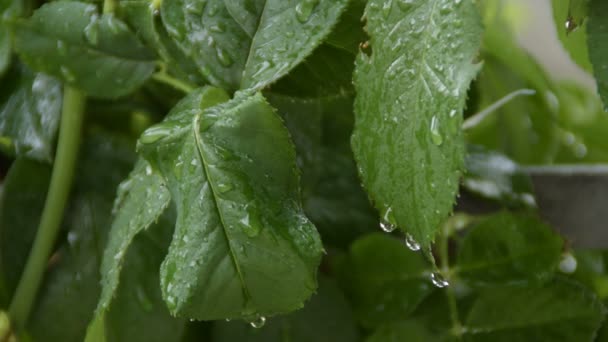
[161,0,348,90]
[464,278,606,342]
[12,2,156,99]
[336,234,434,328]
[352,0,483,251]
[139,88,323,320]
[456,212,563,286]
[0,64,62,162]
[587,0,608,109]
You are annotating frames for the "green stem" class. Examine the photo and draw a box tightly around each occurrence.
[151,72,195,94]
[439,222,463,339]
[102,0,117,14]
[8,87,86,330]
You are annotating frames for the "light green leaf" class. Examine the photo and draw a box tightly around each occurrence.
[465,278,606,342]
[337,234,434,328]
[0,64,62,162]
[139,88,323,320]
[96,159,171,312]
[12,2,156,99]
[551,0,593,73]
[456,212,563,286]
[212,278,359,342]
[161,0,349,90]
[351,0,483,251]
[587,0,608,109]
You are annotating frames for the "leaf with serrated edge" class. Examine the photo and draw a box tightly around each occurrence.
[588,0,608,109]
[12,2,155,99]
[161,0,348,91]
[139,88,323,320]
[352,0,483,251]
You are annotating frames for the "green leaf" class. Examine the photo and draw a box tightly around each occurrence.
[161,0,349,90]
[464,278,606,342]
[463,145,535,207]
[337,234,434,328]
[351,0,483,251]
[456,212,563,286]
[12,2,156,99]
[0,64,62,162]
[0,0,23,76]
[551,0,593,73]
[587,0,608,109]
[139,88,323,320]
[366,320,438,342]
[95,158,171,312]
[28,131,136,342]
[212,278,359,342]
[0,159,51,307]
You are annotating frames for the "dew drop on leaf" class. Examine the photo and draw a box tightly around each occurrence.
[404,233,421,251]
[379,221,396,233]
[430,115,443,146]
[216,47,234,67]
[84,17,100,45]
[397,0,414,11]
[559,253,577,274]
[217,182,233,193]
[249,316,266,329]
[295,0,319,23]
[57,40,68,56]
[430,272,449,288]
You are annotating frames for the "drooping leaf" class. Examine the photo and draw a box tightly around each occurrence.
[12,2,156,99]
[0,159,51,307]
[267,93,376,248]
[139,88,323,320]
[456,212,563,286]
[336,234,434,328]
[587,0,608,109]
[463,145,535,207]
[464,278,606,341]
[28,131,136,342]
[95,159,171,313]
[0,64,62,162]
[212,278,359,342]
[161,0,349,90]
[351,0,483,251]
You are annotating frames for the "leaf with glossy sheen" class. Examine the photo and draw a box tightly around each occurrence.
[337,233,434,328]
[12,2,156,99]
[352,0,483,251]
[161,0,348,90]
[96,158,171,312]
[212,278,358,342]
[464,278,606,341]
[587,0,608,109]
[0,64,62,162]
[456,212,563,286]
[463,145,535,207]
[139,88,323,320]
[0,159,51,307]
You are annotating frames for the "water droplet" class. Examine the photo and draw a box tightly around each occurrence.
[209,23,225,33]
[379,221,396,233]
[398,0,414,11]
[454,0,462,5]
[559,253,577,274]
[295,0,319,23]
[139,122,179,145]
[430,115,443,146]
[185,2,205,15]
[239,206,262,237]
[145,165,152,175]
[249,316,266,329]
[106,15,122,34]
[217,182,233,193]
[404,233,421,251]
[57,40,68,56]
[84,16,100,45]
[216,47,234,67]
[60,66,76,82]
[574,143,588,158]
[430,272,449,288]
[381,0,393,17]
[379,207,397,232]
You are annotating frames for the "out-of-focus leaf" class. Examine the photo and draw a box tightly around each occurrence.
[464,278,606,342]
[463,145,535,207]
[456,212,563,286]
[212,278,359,342]
[12,2,156,99]
[0,0,24,76]
[0,64,62,162]
[587,0,608,109]
[551,0,593,73]
[337,234,434,328]
[352,0,483,251]
[139,88,323,320]
[266,93,376,248]
[366,321,438,342]
[0,159,51,307]
[161,0,348,90]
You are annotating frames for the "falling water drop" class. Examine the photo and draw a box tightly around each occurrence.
[295,0,319,23]
[430,115,443,146]
[559,253,577,274]
[249,316,266,329]
[430,272,449,288]
[404,233,421,251]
